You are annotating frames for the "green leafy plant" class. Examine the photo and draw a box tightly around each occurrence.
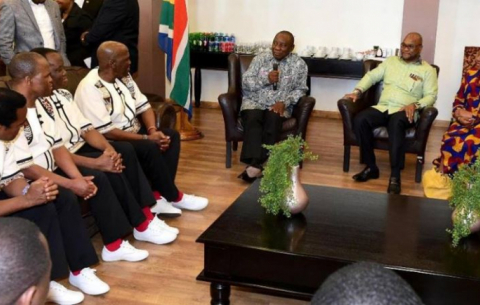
[448,159,480,247]
[259,135,318,217]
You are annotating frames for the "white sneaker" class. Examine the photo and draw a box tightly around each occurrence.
[68,268,110,296]
[134,221,177,244]
[151,216,179,235]
[101,240,149,262]
[47,281,84,305]
[151,197,182,216]
[172,194,209,211]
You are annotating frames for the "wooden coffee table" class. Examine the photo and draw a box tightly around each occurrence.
[197,182,480,304]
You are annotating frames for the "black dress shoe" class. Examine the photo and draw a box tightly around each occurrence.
[352,167,379,182]
[238,170,257,183]
[387,177,401,194]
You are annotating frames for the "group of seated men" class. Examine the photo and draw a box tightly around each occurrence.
[0,41,208,304]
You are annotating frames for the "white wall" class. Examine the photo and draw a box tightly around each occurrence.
[434,0,480,120]
[188,0,405,112]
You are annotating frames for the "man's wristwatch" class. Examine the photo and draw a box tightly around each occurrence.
[22,184,30,196]
[352,89,362,96]
[142,134,148,140]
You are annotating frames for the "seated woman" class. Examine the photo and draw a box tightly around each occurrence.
[424,53,480,199]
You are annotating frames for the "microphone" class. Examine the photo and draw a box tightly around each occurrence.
[272,63,278,90]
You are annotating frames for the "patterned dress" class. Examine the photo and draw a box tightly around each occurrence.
[433,69,480,175]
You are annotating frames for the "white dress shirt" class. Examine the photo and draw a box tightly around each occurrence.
[14,103,63,172]
[47,89,93,153]
[75,0,86,8]
[29,0,55,49]
[74,69,151,134]
[0,141,24,189]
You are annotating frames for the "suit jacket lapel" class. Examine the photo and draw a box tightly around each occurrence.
[20,0,41,32]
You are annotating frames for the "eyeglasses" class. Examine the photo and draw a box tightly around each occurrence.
[400,43,420,51]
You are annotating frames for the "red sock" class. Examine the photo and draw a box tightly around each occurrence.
[173,191,184,203]
[72,270,81,276]
[142,207,154,221]
[136,219,150,232]
[105,239,122,252]
[153,191,161,200]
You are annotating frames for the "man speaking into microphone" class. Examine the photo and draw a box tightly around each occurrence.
[238,31,308,182]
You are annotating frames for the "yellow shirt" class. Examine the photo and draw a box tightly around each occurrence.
[356,56,438,118]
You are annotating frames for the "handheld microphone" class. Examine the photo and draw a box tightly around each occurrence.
[272,63,278,90]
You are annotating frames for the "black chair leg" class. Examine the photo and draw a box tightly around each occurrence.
[226,141,232,168]
[233,141,238,151]
[415,156,423,183]
[343,145,350,172]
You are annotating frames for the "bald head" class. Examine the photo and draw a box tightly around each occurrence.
[97,41,131,78]
[97,41,128,68]
[400,32,423,63]
[8,52,45,81]
[0,218,51,305]
[405,32,423,46]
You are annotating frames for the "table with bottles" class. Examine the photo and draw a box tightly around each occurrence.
[189,33,365,106]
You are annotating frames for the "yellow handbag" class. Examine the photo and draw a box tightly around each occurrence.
[422,168,452,200]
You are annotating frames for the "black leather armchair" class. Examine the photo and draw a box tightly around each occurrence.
[218,53,316,168]
[337,60,439,183]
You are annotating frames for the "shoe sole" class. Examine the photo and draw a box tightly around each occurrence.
[102,253,149,262]
[47,296,84,305]
[172,204,208,211]
[134,237,176,245]
[133,232,177,245]
[68,282,109,296]
[353,176,379,182]
[156,212,182,218]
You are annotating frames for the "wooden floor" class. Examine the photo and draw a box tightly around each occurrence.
[63,108,445,304]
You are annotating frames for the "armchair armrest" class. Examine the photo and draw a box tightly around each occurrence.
[144,93,177,129]
[337,96,370,132]
[218,92,242,140]
[292,96,316,139]
[415,106,438,146]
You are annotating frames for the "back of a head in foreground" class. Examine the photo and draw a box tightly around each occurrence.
[0,217,51,305]
[311,262,424,305]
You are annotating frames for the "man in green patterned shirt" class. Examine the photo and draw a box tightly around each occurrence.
[343,32,438,194]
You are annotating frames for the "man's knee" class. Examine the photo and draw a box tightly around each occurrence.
[353,111,370,130]
[242,110,264,125]
[55,188,80,215]
[161,128,179,141]
[90,170,109,187]
[388,112,411,131]
[111,141,137,163]
[111,141,136,157]
[161,128,180,149]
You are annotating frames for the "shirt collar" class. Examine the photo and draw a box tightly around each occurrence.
[268,51,293,63]
[400,55,423,65]
[29,0,45,6]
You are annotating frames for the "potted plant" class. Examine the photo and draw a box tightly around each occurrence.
[448,159,480,247]
[259,135,317,217]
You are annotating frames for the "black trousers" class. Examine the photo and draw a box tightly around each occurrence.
[125,128,181,202]
[353,107,414,178]
[4,187,98,280]
[54,166,132,245]
[76,141,156,227]
[240,109,284,167]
